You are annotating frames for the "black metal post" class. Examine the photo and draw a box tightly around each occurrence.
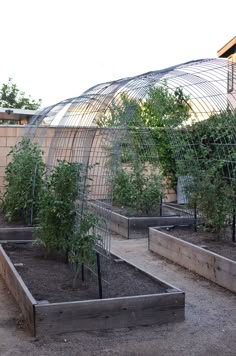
[81,263,85,281]
[160,195,163,217]
[96,252,103,299]
[194,204,197,232]
[232,212,236,243]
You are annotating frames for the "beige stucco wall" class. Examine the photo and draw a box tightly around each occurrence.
[0,126,114,200]
[0,125,176,202]
[0,126,23,191]
[0,126,56,193]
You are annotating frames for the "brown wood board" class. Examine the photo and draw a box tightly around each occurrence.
[149,227,236,293]
[0,245,36,334]
[35,292,185,336]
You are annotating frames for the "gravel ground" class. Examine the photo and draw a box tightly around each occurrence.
[0,235,235,356]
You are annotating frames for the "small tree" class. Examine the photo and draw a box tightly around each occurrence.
[1,137,45,224]
[0,78,41,109]
[142,86,190,187]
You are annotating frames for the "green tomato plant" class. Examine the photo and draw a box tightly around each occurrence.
[112,162,165,215]
[178,110,236,235]
[1,137,45,225]
[185,173,233,235]
[36,160,84,256]
[69,213,98,288]
[36,159,99,287]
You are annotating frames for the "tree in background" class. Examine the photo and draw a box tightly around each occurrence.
[142,86,190,187]
[0,78,41,110]
[97,86,190,188]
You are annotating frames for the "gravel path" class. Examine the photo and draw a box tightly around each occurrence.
[0,235,235,355]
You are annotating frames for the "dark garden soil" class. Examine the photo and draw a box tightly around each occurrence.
[162,226,236,261]
[4,243,166,303]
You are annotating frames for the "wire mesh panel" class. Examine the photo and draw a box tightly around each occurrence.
[25,57,236,268]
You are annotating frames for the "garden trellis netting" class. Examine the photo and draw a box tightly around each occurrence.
[26,57,236,260]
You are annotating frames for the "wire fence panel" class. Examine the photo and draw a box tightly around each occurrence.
[25,57,236,258]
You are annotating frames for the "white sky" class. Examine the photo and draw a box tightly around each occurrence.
[0,0,235,108]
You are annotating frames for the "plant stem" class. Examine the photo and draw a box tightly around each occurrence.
[72,264,80,289]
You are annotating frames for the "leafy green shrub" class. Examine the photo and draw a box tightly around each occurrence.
[36,160,83,255]
[176,110,236,235]
[97,87,190,189]
[36,159,99,286]
[112,163,165,215]
[176,110,236,181]
[186,174,233,234]
[69,213,98,288]
[111,168,134,207]
[1,137,45,224]
[142,86,190,187]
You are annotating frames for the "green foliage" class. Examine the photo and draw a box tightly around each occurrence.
[69,213,99,288]
[97,86,190,212]
[97,93,149,163]
[142,86,190,186]
[69,213,98,266]
[177,110,236,234]
[97,93,143,128]
[186,174,233,234]
[0,78,41,109]
[176,110,236,180]
[112,163,165,215]
[36,159,98,287]
[112,167,132,206]
[1,137,45,224]
[97,86,190,187]
[142,86,190,128]
[36,160,83,255]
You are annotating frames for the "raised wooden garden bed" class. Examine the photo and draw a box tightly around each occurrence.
[91,202,195,239]
[0,242,185,336]
[149,226,236,293]
[0,227,33,242]
[0,213,34,242]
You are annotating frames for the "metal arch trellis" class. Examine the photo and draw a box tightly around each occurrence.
[25,57,236,263]
[30,58,231,129]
